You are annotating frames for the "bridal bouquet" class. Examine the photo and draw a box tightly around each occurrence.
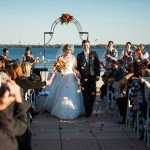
[53,60,66,71]
[60,14,73,24]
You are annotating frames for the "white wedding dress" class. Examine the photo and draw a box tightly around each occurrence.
[44,60,85,120]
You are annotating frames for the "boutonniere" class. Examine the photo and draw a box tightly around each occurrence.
[81,63,86,69]
[89,52,94,59]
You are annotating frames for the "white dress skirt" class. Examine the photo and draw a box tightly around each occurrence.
[44,60,85,120]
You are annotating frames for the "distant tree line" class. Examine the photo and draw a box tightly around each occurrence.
[0,44,150,49]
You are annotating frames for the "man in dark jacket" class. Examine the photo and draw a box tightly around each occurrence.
[77,40,100,117]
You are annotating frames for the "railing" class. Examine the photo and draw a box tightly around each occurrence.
[35,59,105,72]
[34,59,105,81]
[34,59,56,71]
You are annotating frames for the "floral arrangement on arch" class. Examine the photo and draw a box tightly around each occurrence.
[60,13,74,24]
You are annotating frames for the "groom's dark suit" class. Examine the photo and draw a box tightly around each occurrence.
[77,50,100,116]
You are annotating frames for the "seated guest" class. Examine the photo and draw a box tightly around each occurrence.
[7,63,51,100]
[116,59,125,80]
[142,77,150,103]
[21,62,41,82]
[141,67,150,104]
[127,62,147,123]
[21,62,42,116]
[107,59,124,81]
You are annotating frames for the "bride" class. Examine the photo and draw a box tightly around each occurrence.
[44,44,85,120]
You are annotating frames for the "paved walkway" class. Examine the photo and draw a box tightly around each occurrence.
[30,97,149,150]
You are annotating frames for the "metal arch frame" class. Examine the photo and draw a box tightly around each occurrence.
[44,17,89,46]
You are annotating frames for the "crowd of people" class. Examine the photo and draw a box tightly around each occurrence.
[100,41,150,139]
[0,41,150,149]
[0,46,51,150]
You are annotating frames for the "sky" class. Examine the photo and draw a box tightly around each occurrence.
[0,0,150,45]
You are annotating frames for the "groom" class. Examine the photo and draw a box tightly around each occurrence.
[77,40,100,117]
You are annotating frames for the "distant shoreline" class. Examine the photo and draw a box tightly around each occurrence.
[1,44,150,49]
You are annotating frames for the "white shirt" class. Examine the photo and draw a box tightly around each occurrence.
[84,51,89,63]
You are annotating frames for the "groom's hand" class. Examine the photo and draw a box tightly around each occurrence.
[96,76,100,81]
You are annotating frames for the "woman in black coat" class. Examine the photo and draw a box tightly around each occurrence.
[7,62,51,150]
[0,78,27,150]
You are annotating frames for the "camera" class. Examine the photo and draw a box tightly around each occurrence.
[0,83,10,97]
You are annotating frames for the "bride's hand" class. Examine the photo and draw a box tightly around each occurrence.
[75,71,81,79]
[46,79,53,85]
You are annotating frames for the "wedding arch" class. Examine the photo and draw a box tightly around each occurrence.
[44,14,89,45]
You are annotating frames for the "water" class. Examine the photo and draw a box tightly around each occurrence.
[0,47,150,68]
[1,47,150,60]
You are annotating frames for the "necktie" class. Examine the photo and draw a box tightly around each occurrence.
[85,53,89,63]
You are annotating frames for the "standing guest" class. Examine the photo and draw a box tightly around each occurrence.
[139,44,149,61]
[77,40,100,117]
[7,63,47,150]
[0,77,28,150]
[0,110,18,150]
[0,48,10,61]
[0,80,20,150]
[133,47,142,62]
[103,41,118,68]
[120,42,133,62]
[133,44,149,62]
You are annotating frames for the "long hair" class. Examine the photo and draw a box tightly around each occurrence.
[21,62,31,75]
[24,46,32,56]
[63,44,73,52]
[7,63,23,80]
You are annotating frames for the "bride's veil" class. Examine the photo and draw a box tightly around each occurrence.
[56,45,64,59]
[55,44,74,59]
